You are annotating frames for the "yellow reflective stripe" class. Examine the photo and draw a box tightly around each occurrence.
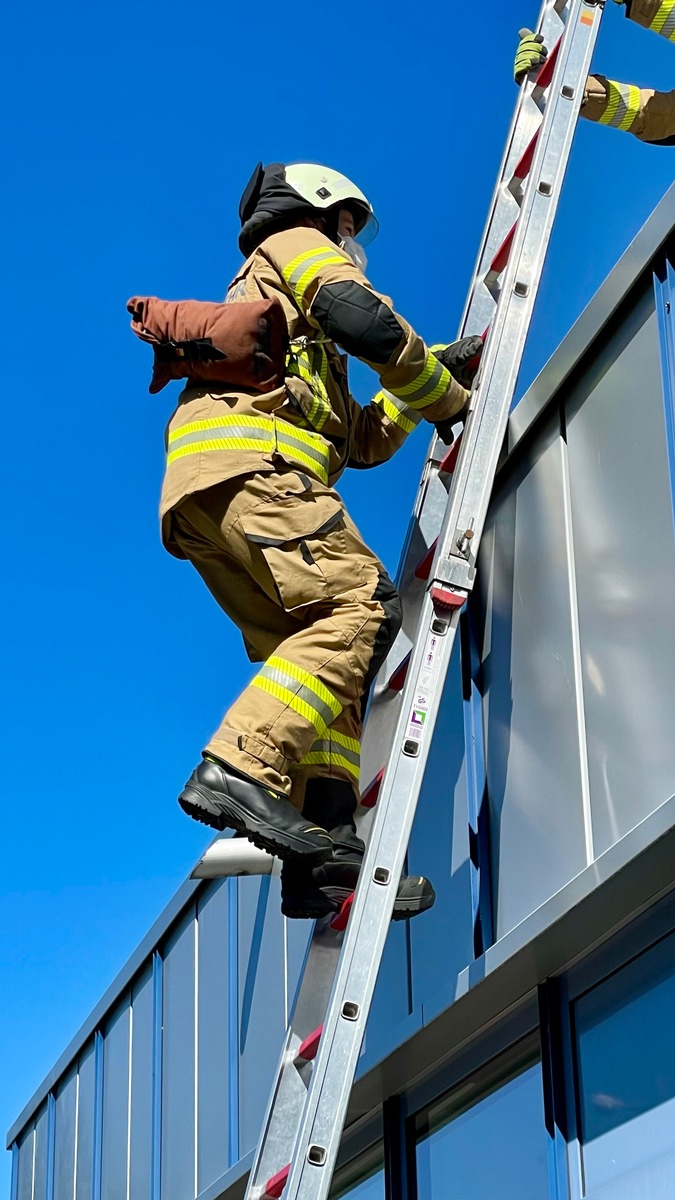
[167,414,274,443]
[251,676,331,735]
[286,346,332,431]
[282,247,345,307]
[373,391,418,434]
[598,81,641,131]
[167,411,331,484]
[266,656,342,720]
[168,437,267,464]
[651,0,675,40]
[300,751,360,781]
[389,352,451,410]
[325,730,360,755]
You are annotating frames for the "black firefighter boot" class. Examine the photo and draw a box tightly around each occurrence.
[178,756,333,866]
[281,779,435,920]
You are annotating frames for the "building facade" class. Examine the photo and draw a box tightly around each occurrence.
[9,184,675,1200]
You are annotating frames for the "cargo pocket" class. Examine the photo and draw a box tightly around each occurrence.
[239,481,349,613]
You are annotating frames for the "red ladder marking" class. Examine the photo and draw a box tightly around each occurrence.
[360,769,383,809]
[513,130,539,181]
[414,539,438,580]
[439,434,463,475]
[430,586,466,611]
[535,36,561,89]
[330,892,354,931]
[387,652,411,693]
[261,1165,290,1199]
[296,1025,323,1064]
[489,221,517,276]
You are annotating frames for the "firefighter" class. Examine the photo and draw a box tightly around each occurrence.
[158,162,482,920]
[515,0,675,145]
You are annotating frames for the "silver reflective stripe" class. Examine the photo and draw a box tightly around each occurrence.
[305,738,360,770]
[168,423,274,451]
[286,250,342,295]
[661,4,675,38]
[276,428,330,472]
[391,355,448,408]
[257,661,341,732]
[599,81,640,131]
[376,390,422,427]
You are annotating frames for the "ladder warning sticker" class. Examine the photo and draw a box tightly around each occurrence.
[406,633,442,746]
[580,10,593,24]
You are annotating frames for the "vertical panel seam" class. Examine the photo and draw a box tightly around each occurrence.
[194,912,199,1200]
[559,433,594,865]
[92,1033,104,1200]
[72,1071,80,1200]
[126,1002,133,1200]
[10,1142,19,1200]
[31,1123,36,1200]
[654,267,675,534]
[151,953,163,1200]
[46,1095,56,1200]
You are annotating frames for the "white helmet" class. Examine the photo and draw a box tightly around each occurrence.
[238,161,378,256]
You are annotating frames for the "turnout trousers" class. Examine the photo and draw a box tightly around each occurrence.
[170,468,402,812]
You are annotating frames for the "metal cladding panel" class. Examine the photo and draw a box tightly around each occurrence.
[15,1127,34,1200]
[75,1043,95,1200]
[101,1001,131,1200]
[480,415,588,940]
[196,881,230,1193]
[129,966,153,1200]
[33,1107,48,1200]
[566,288,675,857]
[407,640,473,1013]
[53,1069,77,1200]
[161,909,196,1200]
[238,875,285,1158]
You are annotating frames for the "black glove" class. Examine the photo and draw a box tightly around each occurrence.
[434,416,461,446]
[432,335,484,389]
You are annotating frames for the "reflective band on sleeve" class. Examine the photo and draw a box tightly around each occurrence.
[300,730,361,782]
[282,247,346,308]
[252,656,342,738]
[388,351,452,410]
[650,0,675,41]
[373,390,422,434]
[166,412,330,483]
[598,81,642,131]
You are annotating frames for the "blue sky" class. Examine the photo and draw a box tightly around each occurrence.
[2,0,673,1187]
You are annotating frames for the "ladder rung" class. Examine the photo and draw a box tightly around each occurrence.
[360,769,384,809]
[260,1165,290,1200]
[513,130,539,181]
[295,1025,323,1065]
[489,221,517,276]
[535,35,561,89]
[439,433,463,475]
[387,652,411,693]
[430,586,466,612]
[330,893,354,931]
[414,539,438,580]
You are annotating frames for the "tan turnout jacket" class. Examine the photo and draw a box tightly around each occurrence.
[583,0,675,143]
[160,227,467,556]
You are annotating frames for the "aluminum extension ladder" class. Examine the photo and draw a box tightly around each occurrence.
[241,3,605,1197]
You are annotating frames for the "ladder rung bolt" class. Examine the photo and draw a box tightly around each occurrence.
[403,738,420,757]
[514,282,529,297]
[307,1146,327,1166]
[373,867,390,885]
[538,181,553,196]
[342,1001,360,1020]
[431,618,448,635]
[562,85,575,99]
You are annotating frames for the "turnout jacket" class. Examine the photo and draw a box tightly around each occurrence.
[160,228,467,556]
[583,0,675,144]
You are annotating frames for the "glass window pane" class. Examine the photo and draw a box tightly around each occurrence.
[331,1145,384,1200]
[416,1061,548,1200]
[573,932,675,1198]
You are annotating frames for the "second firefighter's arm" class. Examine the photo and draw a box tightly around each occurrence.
[263,229,469,465]
[582,74,675,144]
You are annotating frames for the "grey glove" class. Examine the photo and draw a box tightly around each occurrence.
[432,335,484,389]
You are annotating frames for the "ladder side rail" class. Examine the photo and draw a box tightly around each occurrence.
[282,5,605,1199]
[432,0,604,598]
